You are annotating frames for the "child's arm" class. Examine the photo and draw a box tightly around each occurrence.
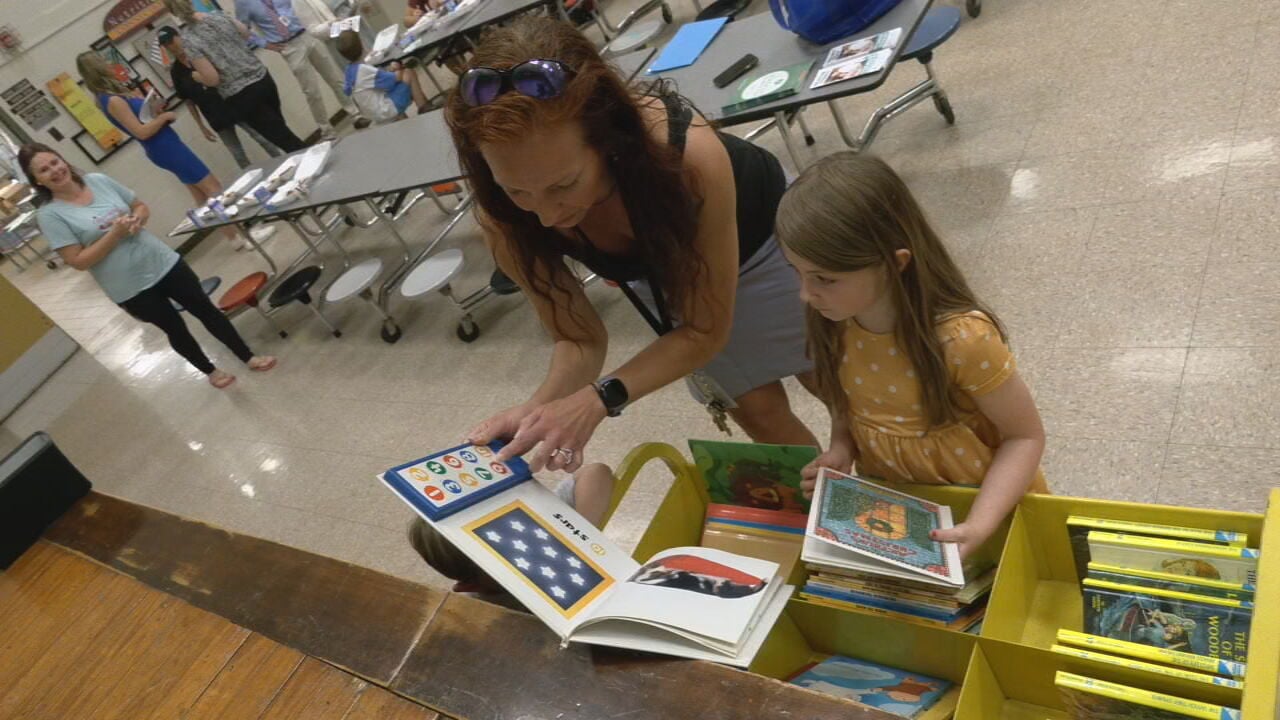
[930,370,1044,559]
[800,411,857,498]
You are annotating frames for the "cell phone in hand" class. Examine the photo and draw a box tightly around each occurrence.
[714,54,759,89]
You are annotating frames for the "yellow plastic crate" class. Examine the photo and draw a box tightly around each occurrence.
[613,443,1280,720]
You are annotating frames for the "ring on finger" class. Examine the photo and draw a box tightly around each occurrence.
[551,447,575,464]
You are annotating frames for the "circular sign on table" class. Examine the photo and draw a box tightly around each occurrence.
[460,450,478,463]
[443,479,463,494]
[459,472,478,487]
[443,455,464,468]
[475,467,493,481]
[490,461,509,475]
[475,445,493,458]
[424,485,445,502]
[426,461,447,475]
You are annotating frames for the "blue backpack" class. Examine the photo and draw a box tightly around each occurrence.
[768,0,903,45]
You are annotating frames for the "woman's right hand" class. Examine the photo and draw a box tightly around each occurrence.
[202,127,218,142]
[466,403,535,446]
[800,443,855,499]
[161,111,178,125]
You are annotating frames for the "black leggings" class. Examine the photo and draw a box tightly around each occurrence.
[119,259,254,374]
[228,75,306,153]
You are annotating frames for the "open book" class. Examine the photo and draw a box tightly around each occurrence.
[379,445,793,667]
[802,468,964,587]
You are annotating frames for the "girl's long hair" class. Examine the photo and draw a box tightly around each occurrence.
[445,16,704,339]
[17,143,85,205]
[775,152,1006,430]
[76,52,133,97]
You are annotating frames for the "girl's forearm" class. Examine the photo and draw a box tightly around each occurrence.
[967,436,1043,533]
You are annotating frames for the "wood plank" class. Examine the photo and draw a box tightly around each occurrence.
[261,657,366,720]
[343,687,441,720]
[185,633,308,720]
[393,594,885,720]
[45,492,447,684]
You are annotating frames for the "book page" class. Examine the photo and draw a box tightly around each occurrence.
[580,546,782,646]
[806,469,964,586]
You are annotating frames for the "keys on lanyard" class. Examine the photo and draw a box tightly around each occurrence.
[706,400,732,436]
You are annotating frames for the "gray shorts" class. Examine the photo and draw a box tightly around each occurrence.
[630,237,812,403]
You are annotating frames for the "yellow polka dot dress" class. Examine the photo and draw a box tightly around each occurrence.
[839,311,1048,492]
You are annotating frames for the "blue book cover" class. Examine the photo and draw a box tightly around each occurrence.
[789,656,951,718]
[647,18,729,73]
[1083,586,1252,664]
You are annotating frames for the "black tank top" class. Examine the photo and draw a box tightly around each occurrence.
[557,93,787,285]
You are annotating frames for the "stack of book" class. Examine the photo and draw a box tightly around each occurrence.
[1053,517,1259,719]
[798,469,991,631]
[788,655,957,719]
[690,439,816,579]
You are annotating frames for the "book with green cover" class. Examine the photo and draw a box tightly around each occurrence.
[1056,629,1246,679]
[1056,672,1241,720]
[689,439,816,513]
[1050,644,1244,689]
[1068,516,1248,580]
[720,60,815,115]
[1088,562,1255,601]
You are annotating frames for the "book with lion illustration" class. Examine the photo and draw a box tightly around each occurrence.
[689,439,816,514]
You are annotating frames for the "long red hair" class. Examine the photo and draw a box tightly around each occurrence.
[445,16,705,338]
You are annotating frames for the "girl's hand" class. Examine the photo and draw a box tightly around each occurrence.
[931,521,994,561]
[800,444,854,499]
[493,387,607,473]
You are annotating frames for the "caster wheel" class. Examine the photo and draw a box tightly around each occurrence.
[333,329,343,338]
[966,0,981,17]
[456,321,480,343]
[661,5,673,23]
[278,330,289,339]
[804,134,816,146]
[381,323,403,343]
[342,215,356,227]
[933,94,956,125]
[47,261,58,269]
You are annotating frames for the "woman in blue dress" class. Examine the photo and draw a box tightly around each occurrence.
[77,52,243,248]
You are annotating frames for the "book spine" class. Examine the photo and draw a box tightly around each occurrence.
[798,593,980,630]
[704,518,805,536]
[1087,534,1259,586]
[1082,578,1252,609]
[811,576,964,609]
[1054,672,1242,720]
[1089,531,1259,561]
[1089,562,1255,596]
[1056,629,1247,678]
[1049,644,1244,688]
[803,584,960,621]
[1068,516,1246,545]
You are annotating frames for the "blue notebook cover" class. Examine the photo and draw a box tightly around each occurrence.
[789,656,951,718]
[647,18,729,73]
[383,440,533,522]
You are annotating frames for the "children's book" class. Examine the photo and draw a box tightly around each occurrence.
[1087,562,1255,601]
[1068,516,1248,579]
[1055,671,1241,720]
[821,27,903,68]
[647,17,729,73]
[809,49,891,90]
[1055,629,1247,679]
[1083,577,1253,610]
[789,655,951,718]
[802,468,964,587]
[700,525,802,580]
[1082,585,1251,664]
[329,16,361,37]
[379,445,793,667]
[1087,531,1260,587]
[799,592,985,632]
[1050,644,1244,690]
[366,24,400,62]
[689,439,816,513]
[811,566,995,606]
[720,60,815,116]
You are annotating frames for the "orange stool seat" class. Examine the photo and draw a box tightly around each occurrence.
[218,272,269,312]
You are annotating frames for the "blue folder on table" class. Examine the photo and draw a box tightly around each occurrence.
[647,17,729,73]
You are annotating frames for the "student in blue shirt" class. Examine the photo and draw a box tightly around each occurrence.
[235,0,352,139]
[20,144,277,389]
[335,30,429,124]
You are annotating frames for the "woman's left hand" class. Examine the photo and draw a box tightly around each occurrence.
[498,386,607,473]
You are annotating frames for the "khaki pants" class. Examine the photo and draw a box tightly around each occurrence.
[279,32,350,127]
[407,517,501,590]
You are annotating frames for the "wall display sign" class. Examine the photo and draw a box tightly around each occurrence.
[1,80,60,130]
[45,73,125,151]
[103,0,167,41]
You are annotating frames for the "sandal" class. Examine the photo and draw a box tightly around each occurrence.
[248,356,277,372]
[208,369,236,389]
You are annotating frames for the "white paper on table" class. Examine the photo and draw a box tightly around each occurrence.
[268,179,304,207]
[221,168,264,204]
[264,156,302,187]
[329,16,361,37]
[293,141,332,184]
[138,89,162,123]
[365,24,400,62]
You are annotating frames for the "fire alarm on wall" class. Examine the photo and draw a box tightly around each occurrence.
[0,24,21,52]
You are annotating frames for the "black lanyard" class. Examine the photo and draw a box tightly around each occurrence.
[618,272,673,336]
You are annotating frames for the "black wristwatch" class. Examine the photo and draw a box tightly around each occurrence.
[593,376,629,417]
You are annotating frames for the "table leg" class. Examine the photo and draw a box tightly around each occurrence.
[236,223,280,278]
[773,109,805,172]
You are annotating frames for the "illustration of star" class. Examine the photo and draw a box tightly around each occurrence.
[533,528,548,540]
[484,530,502,543]
[512,539,528,552]
[515,557,531,571]
[569,573,584,586]
[541,546,558,559]
[566,557,582,569]
[550,586,566,599]
[540,566,556,579]
[509,520,526,532]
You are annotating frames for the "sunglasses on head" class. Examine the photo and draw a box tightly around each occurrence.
[459,59,574,106]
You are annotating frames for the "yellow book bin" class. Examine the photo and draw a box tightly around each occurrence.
[611,443,1280,720]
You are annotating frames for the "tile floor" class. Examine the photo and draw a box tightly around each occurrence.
[4,0,1279,588]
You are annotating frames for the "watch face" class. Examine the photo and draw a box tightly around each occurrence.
[600,378,628,410]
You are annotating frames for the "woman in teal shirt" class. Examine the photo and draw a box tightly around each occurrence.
[20,143,276,389]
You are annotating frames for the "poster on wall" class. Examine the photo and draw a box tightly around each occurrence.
[45,73,125,151]
[1,80,60,131]
[90,37,143,89]
[103,0,168,41]
[131,24,177,89]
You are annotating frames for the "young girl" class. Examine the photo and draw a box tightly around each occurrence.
[776,153,1047,559]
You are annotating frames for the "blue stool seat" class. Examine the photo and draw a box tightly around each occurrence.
[902,6,961,61]
[172,276,222,312]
